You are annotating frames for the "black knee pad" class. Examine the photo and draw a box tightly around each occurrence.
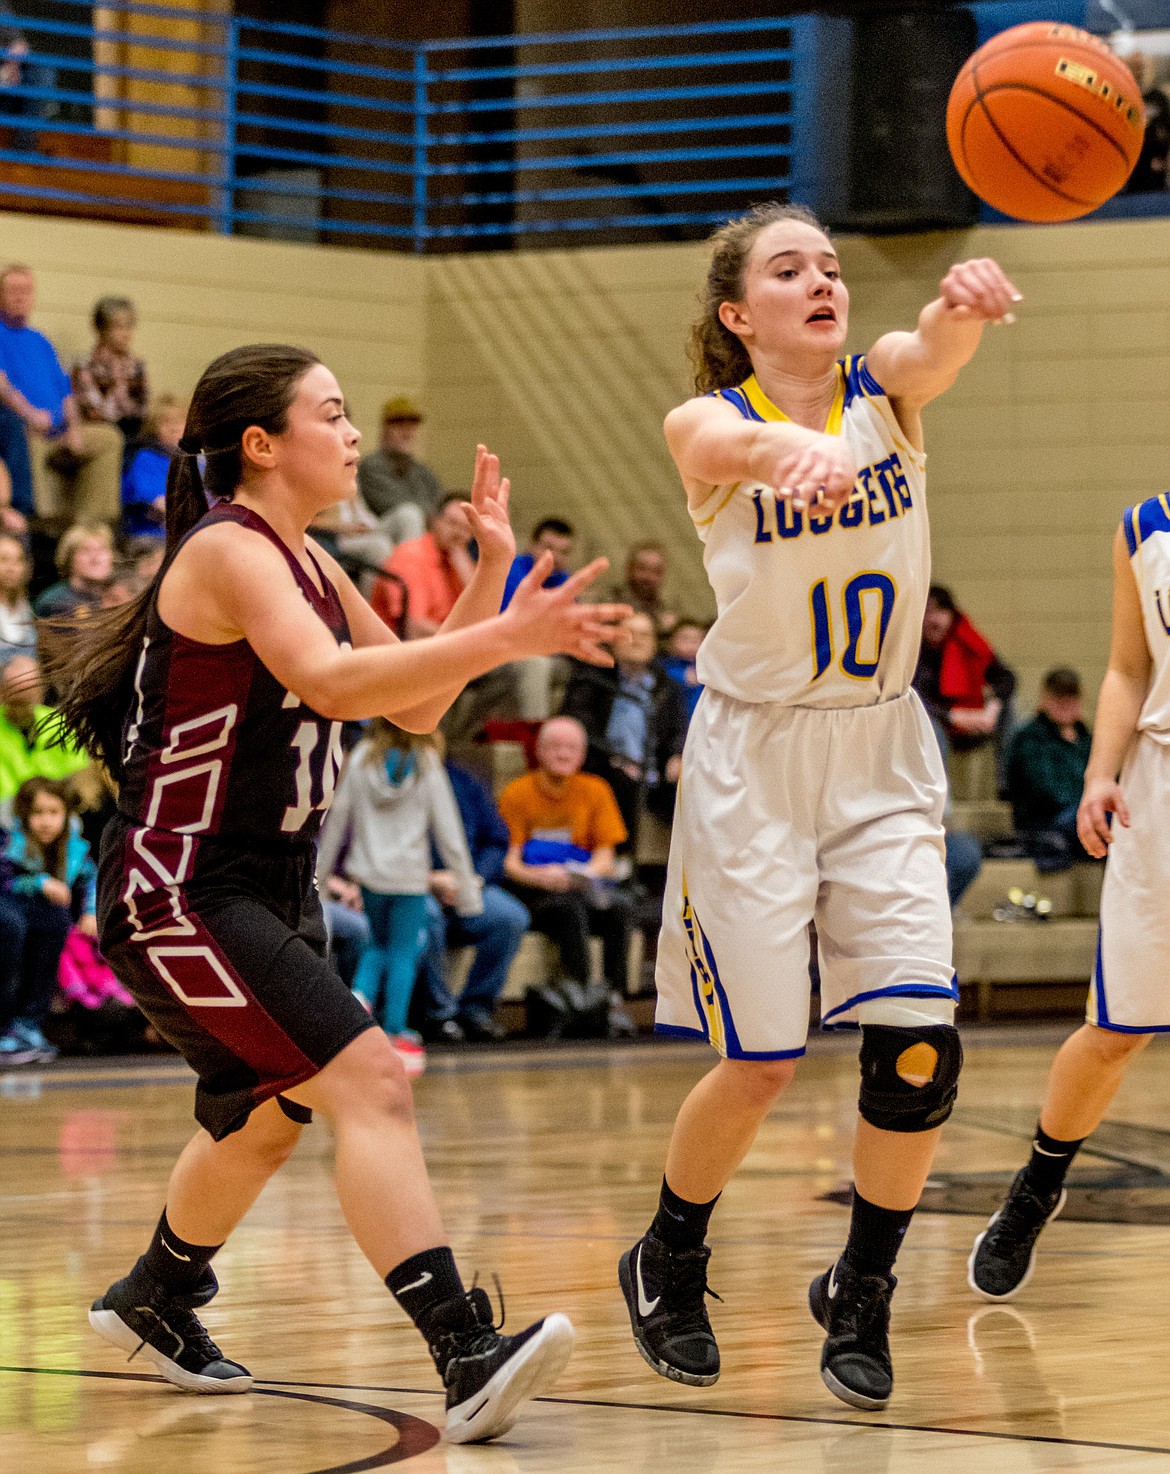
[858,1024,962,1133]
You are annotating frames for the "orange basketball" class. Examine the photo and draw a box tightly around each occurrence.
[946,22,1145,222]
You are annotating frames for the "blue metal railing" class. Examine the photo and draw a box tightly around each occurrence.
[0,0,1149,251]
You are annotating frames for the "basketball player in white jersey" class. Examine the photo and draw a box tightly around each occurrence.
[969,496,1170,1302]
[617,202,1020,1410]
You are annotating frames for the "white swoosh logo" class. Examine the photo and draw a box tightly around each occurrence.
[161,1237,191,1263]
[635,1245,660,1317]
[397,1270,433,1294]
[827,1264,840,1300]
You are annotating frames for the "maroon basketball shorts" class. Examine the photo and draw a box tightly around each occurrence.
[97,818,376,1140]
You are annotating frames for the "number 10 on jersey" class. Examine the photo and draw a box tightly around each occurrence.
[809,571,896,681]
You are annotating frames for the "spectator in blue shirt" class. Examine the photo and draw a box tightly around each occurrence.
[0,264,122,529]
[121,394,184,538]
[500,516,576,610]
[659,617,708,725]
[416,759,531,1042]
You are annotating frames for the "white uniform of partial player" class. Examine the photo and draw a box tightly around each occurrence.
[1090,494,1170,1032]
[656,355,956,1059]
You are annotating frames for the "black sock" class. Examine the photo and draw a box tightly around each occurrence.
[841,1190,914,1280]
[1023,1123,1084,1196]
[649,1177,720,1252]
[137,1209,221,1295]
[386,1246,466,1343]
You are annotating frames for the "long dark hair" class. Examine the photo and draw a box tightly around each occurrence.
[45,344,321,780]
[13,776,71,881]
[688,202,826,394]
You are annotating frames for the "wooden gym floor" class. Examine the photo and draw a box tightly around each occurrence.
[3,1025,1170,1473]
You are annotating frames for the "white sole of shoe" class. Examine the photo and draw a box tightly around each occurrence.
[88,1307,253,1394]
[820,1365,890,1411]
[966,1187,1067,1303]
[444,1312,575,1445]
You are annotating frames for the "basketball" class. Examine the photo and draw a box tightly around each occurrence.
[946,22,1146,222]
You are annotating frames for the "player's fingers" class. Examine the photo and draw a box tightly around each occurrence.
[496,475,510,514]
[558,556,610,599]
[967,259,1016,318]
[513,549,556,599]
[1114,792,1131,828]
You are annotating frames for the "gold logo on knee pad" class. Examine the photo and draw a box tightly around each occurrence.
[895,1042,938,1088]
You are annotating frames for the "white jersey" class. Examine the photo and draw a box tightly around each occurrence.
[689,354,930,708]
[1124,493,1170,742]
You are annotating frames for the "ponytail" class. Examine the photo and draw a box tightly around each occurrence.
[44,343,320,781]
[42,453,209,780]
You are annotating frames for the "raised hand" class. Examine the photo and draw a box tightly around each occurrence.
[1077,776,1129,859]
[939,258,1022,324]
[461,443,515,567]
[504,553,632,666]
[766,430,857,512]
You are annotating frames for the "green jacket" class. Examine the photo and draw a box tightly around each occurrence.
[0,704,89,813]
[1005,712,1092,833]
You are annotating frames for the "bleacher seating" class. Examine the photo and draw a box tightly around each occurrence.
[945,739,1101,1020]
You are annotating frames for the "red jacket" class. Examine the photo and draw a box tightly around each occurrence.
[938,613,995,710]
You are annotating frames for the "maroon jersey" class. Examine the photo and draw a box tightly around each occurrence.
[116,501,350,848]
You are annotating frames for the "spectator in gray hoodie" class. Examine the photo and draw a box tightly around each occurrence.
[317,720,482,1073]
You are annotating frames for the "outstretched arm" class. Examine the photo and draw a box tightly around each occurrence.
[162,527,630,732]
[1078,525,1152,857]
[866,258,1022,438]
[664,395,857,513]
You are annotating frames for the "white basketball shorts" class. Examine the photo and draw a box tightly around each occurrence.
[1090,733,1170,1033]
[655,687,957,1059]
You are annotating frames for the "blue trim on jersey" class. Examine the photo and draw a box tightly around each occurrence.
[1093,1017,1170,1034]
[842,353,885,408]
[1091,921,1170,1032]
[1132,496,1170,551]
[654,1022,710,1043]
[1123,507,1139,558]
[819,978,959,1028]
[655,1021,807,1060]
[711,385,763,422]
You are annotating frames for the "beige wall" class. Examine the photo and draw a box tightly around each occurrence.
[0,211,426,446]
[6,206,1169,707]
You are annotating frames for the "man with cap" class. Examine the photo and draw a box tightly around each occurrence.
[356,394,445,546]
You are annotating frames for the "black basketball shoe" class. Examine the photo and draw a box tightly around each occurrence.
[427,1286,575,1444]
[968,1168,1066,1301]
[618,1232,720,1386]
[89,1262,252,1393]
[808,1259,895,1410]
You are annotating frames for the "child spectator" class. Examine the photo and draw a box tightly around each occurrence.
[33,522,114,619]
[72,296,150,443]
[659,617,708,724]
[121,395,184,538]
[0,531,35,664]
[0,776,97,1064]
[316,719,483,1076]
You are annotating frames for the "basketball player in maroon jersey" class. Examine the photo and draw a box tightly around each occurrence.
[50,344,629,1444]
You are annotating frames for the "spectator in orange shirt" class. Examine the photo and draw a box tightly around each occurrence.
[500,715,635,1035]
[374,494,474,636]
